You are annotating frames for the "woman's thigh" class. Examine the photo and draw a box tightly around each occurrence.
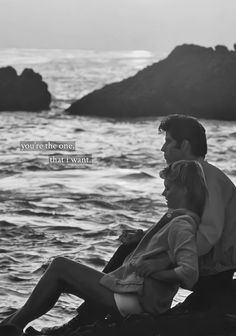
[51,257,117,312]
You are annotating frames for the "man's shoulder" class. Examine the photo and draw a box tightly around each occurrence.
[201,160,235,188]
[202,160,225,175]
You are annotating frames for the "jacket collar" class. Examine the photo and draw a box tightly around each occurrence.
[167,208,200,224]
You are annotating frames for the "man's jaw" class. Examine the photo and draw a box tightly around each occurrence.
[163,153,168,163]
[164,155,171,164]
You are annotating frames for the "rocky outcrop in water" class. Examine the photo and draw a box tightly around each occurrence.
[0,66,51,111]
[67,44,236,120]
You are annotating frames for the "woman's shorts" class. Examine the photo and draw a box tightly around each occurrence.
[114,292,143,317]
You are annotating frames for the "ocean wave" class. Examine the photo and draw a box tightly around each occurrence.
[82,256,106,267]
[0,220,17,228]
[86,199,121,210]
[0,255,21,265]
[74,128,86,133]
[15,209,73,217]
[120,171,155,179]
[82,228,111,238]
[0,169,19,178]
[0,287,28,297]
[115,197,157,211]
[97,155,143,169]
[0,224,46,240]
[7,274,33,282]
[44,225,85,232]
[40,183,66,189]
[3,159,50,172]
[230,169,236,176]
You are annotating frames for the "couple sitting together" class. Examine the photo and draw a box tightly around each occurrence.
[1,115,236,336]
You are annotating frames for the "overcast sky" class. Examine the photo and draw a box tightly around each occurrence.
[0,0,235,52]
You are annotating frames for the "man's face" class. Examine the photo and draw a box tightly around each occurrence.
[161,132,185,164]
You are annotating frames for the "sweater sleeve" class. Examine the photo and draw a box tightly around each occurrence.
[168,217,199,289]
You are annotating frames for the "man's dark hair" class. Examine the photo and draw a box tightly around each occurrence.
[159,114,207,158]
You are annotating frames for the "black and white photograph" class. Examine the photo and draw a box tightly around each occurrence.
[0,1,236,335]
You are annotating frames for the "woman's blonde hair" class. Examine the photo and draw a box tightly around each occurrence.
[160,160,208,217]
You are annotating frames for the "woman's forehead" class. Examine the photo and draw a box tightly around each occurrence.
[164,178,182,189]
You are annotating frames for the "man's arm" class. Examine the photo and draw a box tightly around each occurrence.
[197,177,224,256]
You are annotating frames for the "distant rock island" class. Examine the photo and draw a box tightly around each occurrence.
[0,66,51,111]
[67,44,236,120]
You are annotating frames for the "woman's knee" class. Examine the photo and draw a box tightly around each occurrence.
[49,257,69,273]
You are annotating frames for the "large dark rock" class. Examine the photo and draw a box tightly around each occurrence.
[0,66,51,111]
[67,44,236,120]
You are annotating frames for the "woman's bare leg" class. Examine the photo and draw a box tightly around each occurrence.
[4,257,118,330]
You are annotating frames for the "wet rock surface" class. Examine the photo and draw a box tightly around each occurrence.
[67,44,236,120]
[0,66,51,111]
[24,279,236,336]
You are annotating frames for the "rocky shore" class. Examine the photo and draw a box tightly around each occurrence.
[0,66,51,111]
[67,44,236,120]
[22,279,236,336]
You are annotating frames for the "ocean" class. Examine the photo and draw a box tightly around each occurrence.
[0,49,236,330]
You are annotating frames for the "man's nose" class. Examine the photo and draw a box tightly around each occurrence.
[161,144,165,152]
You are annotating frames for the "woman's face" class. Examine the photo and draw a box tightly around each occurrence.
[162,179,187,209]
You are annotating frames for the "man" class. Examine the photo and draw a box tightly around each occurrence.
[159,115,236,273]
[159,115,236,309]
[29,114,236,336]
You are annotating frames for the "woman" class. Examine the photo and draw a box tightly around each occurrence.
[0,160,208,336]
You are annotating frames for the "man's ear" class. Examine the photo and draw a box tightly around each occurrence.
[180,140,190,152]
[183,186,188,198]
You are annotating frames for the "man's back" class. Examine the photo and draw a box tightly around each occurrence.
[198,160,236,275]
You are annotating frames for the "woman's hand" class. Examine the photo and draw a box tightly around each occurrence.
[118,229,144,245]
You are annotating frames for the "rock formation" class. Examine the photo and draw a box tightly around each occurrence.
[67,44,236,120]
[0,66,51,111]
